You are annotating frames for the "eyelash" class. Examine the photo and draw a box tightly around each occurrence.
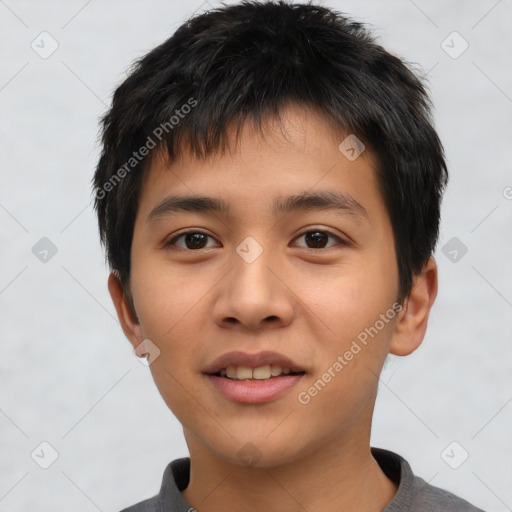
[165,228,347,251]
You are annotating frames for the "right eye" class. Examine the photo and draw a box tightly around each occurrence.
[292,229,347,250]
[165,230,220,250]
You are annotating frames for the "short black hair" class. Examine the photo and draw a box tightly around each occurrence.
[92,0,448,311]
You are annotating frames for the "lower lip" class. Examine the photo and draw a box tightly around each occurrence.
[205,374,305,404]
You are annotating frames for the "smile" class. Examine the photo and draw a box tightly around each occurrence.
[212,364,305,380]
[205,372,305,404]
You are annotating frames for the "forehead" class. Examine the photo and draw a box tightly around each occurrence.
[135,103,384,226]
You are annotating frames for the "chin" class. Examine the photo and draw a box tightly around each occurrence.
[197,429,315,470]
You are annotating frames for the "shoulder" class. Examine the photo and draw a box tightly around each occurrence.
[116,457,191,512]
[371,447,486,512]
[119,495,160,512]
[411,476,486,511]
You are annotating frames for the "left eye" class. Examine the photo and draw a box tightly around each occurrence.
[166,231,219,250]
[165,229,345,250]
[293,229,345,249]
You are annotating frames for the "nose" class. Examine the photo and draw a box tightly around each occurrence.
[212,244,295,331]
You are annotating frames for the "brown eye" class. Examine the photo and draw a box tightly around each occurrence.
[167,231,218,250]
[293,230,345,249]
[165,228,346,251]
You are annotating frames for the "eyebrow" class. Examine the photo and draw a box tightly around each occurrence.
[146,190,369,224]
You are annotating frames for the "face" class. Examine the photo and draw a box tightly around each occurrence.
[116,104,409,468]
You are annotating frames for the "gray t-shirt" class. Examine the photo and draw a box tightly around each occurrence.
[120,447,485,511]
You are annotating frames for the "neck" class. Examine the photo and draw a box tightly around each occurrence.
[181,434,397,512]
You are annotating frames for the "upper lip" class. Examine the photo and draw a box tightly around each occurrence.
[202,350,307,374]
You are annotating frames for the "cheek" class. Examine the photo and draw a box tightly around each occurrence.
[130,257,219,372]
[309,273,396,375]
[131,256,204,340]
[131,266,210,424]
[306,265,386,333]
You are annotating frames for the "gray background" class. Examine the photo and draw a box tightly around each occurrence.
[1,0,511,511]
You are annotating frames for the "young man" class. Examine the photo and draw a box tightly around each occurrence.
[92,1,484,510]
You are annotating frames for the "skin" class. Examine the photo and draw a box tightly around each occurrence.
[108,103,438,512]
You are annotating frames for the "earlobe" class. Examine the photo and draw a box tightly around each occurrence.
[389,257,438,357]
[107,272,142,350]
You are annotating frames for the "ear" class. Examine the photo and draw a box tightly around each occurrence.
[108,272,143,351]
[389,256,438,356]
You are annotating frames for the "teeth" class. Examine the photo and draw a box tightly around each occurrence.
[236,366,253,380]
[219,364,297,380]
[226,366,237,379]
[270,365,282,377]
[252,365,271,379]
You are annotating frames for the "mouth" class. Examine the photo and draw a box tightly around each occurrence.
[202,351,307,404]
[208,364,306,381]
[202,350,307,376]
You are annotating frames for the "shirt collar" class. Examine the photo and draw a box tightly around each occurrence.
[153,447,416,511]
